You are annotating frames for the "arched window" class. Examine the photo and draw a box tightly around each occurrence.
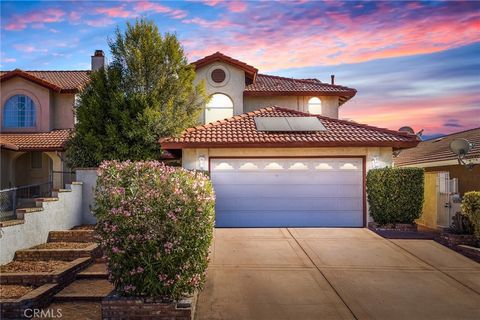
[3,95,36,128]
[308,97,322,115]
[205,93,233,123]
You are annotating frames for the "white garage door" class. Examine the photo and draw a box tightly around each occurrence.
[210,158,364,227]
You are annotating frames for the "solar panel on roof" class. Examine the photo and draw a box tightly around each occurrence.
[254,117,326,132]
[286,117,326,131]
[254,117,291,131]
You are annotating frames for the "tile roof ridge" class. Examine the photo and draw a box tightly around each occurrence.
[1,69,62,91]
[257,73,356,91]
[166,107,278,138]
[271,106,417,139]
[423,126,480,141]
[258,73,321,84]
[1,69,90,73]
[192,52,258,74]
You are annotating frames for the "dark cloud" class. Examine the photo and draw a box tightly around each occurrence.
[443,119,463,128]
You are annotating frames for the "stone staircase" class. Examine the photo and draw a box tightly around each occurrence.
[0,224,110,319]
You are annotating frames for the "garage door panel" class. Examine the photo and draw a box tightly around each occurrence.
[216,211,363,227]
[214,184,362,198]
[212,171,362,185]
[211,158,364,228]
[216,197,362,211]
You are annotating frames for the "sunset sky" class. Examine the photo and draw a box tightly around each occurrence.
[1,0,479,139]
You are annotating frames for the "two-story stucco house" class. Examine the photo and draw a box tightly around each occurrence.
[0,51,105,192]
[1,50,418,227]
[161,52,419,228]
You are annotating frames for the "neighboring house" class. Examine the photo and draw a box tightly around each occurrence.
[0,51,103,190]
[161,52,419,228]
[394,127,480,195]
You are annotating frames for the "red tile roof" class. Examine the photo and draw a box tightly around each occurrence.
[160,106,419,150]
[192,52,258,80]
[245,74,356,105]
[0,136,19,151]
[0,129,71,151]
[394,127,480,166]
[0,70,90,93]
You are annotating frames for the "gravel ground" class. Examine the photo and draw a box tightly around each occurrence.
[71,225,96,230]
[32,242,93,250]
[0,260,70,273]
[0,285,35,299]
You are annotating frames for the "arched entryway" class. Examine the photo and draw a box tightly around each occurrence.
[14,152,53,187]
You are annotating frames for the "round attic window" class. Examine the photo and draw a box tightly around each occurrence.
[211,68,226,83]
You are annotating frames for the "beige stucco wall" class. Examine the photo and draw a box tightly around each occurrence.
[416,172,438,229]
[0,77,50,132]
[1,149,14,188]
[244,95,340,118]
[0,182,83,264]
[182,147,392,171]
[0,150,63,188]
[0,77,76,132]
[194,62,245,123]
[52,92,75,129]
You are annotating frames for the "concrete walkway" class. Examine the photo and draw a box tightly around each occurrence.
[195,228,480,320]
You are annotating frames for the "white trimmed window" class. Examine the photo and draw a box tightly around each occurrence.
[3,94,36,128]
[308,97,322,115]
[205,93,233,123]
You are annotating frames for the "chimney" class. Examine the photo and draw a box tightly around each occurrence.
[330,74,335,85]
[91,50,105,71]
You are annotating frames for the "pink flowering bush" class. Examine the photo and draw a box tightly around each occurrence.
[94,160,215,299]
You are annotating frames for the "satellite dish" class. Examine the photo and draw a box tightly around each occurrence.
[449,138,472,156]
[398,126,415,134]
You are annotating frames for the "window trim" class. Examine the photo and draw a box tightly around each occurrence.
[205,93,234,123]
[2,91,40,131]
[307,97,322,115]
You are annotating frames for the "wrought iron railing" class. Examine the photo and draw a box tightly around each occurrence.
[0,182,53,219]
[0,171,76,220]
[52,171,76,186]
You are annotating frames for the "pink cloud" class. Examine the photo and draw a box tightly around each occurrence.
[13,44,48,53]
[202,0,223,6]
[84,17,115,27]
[2,57,16,63]
[4,8,64,31]
[341,94,480,134]
[95,6,134,18]
[183,17,235,29]
[134,1,188,19]
[227,1,247,13]
[182,3,480,71]
[69,11,82,22]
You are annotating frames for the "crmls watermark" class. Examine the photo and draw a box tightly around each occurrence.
[24,308,63,318]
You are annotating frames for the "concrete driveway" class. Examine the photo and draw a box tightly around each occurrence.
[195,228,480,320]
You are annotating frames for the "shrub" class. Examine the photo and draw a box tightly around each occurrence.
[366,167,424,225]
[461,191,480,237]
[94,160,215,299]
[450,212,474,235]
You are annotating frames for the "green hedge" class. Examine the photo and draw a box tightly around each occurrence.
[461,191,480,237]
[366,167,424,225]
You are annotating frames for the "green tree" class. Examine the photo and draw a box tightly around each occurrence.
[66,19,207,167]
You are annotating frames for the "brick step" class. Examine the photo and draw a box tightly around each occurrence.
[48,230,96,243]
[14,243,102,262]
[0,257,92,287]
[53,279,114,302]
[76,262,109,280]
[47,302,102,319]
